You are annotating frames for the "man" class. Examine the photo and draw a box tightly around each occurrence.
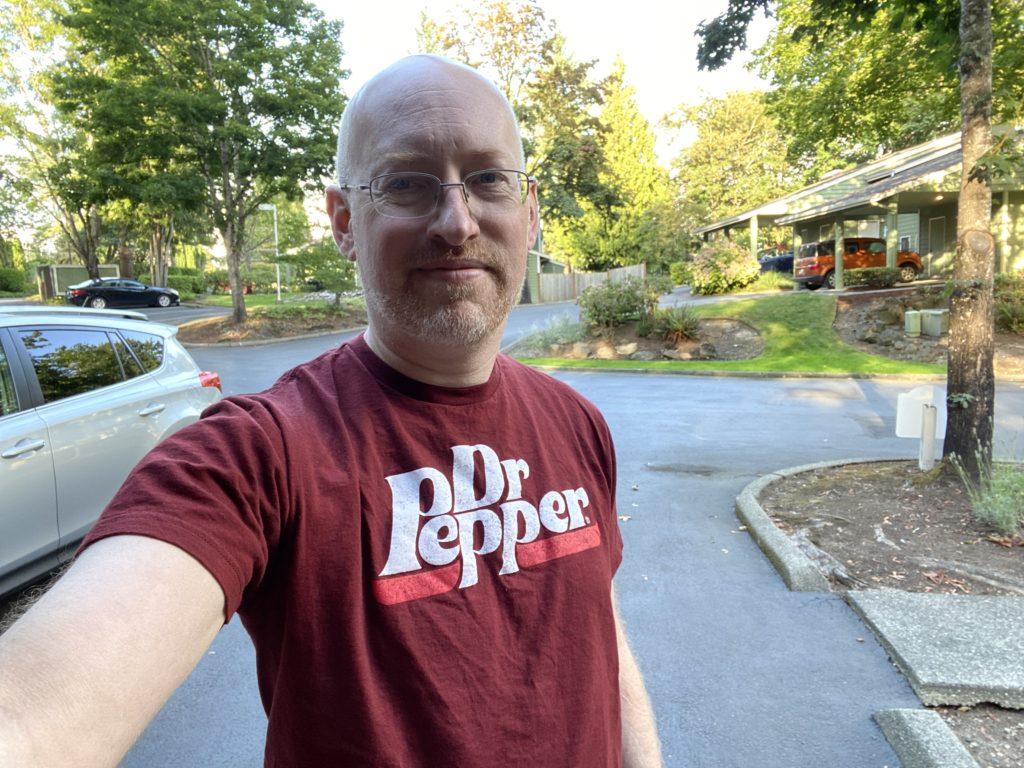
[0,56,662,767]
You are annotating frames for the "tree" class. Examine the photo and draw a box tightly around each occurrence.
[668,91,796,223]
[51,0,348,323]
[545,62,680,271]
[747,0,1023,179]
[696,0,1009,483]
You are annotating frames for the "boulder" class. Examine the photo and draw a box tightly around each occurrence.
[615,342,638,356]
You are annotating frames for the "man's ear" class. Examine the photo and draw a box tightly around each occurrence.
[526,182,540,248]
[326,185,357,262]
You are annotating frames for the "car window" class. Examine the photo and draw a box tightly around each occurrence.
[17,328,125,403]
[868,242,886,253]
[0,345,19,416]
[110,333,145,379]
[124,280,145,289]
[845,243,858,254]
[121,330,165,372]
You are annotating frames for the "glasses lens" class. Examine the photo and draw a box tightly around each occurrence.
[369,173,439,218]
[465,170,528,208]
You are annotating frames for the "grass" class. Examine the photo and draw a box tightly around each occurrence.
[736,272,794,293]
[517,293,946,376]
[956,459,1024,535]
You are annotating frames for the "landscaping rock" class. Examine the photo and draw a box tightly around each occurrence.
[594,342,617,360]
[629,350,659,361]
[615,342,638,356]
[697,342,717,359]
[571,342,590,358]
[661,349,682,360]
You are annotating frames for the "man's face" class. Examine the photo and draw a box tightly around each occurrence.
[328,64,539,347]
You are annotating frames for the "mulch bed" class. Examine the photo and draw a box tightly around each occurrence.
[509,318,765,361]
[177,305,368,344]
[759,460,1024,768]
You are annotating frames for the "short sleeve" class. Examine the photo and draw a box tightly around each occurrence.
[77,396,291,622]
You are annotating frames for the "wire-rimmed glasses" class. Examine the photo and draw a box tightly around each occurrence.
[340,169,534,219]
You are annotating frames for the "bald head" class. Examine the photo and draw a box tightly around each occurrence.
[335,55,524,183]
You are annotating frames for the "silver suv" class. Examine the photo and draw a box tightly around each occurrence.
[0,306,221,596]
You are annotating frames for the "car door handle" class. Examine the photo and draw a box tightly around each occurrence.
[138,403,166,417]
[2,439,47,459]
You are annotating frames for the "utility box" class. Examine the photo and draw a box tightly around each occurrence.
[904,310,921,338]
[921,309,949,337]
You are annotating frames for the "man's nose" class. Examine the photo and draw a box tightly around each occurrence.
[427,184,480,246]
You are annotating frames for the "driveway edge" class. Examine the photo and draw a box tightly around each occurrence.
[873,709,979,768]
[734,458,907,591]
[525,364,953,381]
[180,326,366,348]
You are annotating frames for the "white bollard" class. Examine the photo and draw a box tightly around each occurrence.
[919,403,937,471]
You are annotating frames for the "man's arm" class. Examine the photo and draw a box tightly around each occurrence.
[613,588,664,768]
[0,535,225,767]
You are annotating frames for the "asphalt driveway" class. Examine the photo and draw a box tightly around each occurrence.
[119,333,1024,767]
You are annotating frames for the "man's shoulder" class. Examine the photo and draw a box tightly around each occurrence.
[498,354,608,425]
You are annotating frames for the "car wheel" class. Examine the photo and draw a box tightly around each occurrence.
[89,296,107,309]
[898,264,919,283]
[824,271,836,289]
[157,294,172,308]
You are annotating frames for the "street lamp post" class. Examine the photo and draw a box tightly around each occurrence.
[258,203,282,303]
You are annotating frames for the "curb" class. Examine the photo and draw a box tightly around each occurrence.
[874,709,979,768]
[734,457,911,591]
[180,325,366,348]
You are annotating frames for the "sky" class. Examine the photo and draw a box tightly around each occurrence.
[312,0,775,162]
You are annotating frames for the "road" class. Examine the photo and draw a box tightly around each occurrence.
[117,333,1024,767]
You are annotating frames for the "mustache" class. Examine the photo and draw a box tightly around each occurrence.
[412,244,504,271]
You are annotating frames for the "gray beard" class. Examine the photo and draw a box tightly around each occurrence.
[365,275,517,347]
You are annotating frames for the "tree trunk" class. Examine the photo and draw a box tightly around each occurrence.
[225,220,247,324]
[943,0,995,484]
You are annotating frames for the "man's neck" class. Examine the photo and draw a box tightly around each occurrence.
[364,324,501,388]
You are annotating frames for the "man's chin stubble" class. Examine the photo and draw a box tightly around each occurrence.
[366,283,516,347]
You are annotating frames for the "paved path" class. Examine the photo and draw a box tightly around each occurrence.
[119,336,1024,766]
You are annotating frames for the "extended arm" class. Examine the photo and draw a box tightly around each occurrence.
[0,535,225,767]
[613,588,664,768]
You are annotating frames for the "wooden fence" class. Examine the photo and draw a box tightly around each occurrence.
[537,263,647,303]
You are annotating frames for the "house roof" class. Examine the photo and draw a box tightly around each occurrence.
[775,146,963,225]
[694,131,962,235]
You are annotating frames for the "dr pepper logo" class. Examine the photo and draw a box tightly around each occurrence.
[373,443,601,605]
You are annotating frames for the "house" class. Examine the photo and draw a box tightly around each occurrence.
[696,130,1023,285]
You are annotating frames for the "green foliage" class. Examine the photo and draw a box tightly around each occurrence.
[745,271,794,292]
[956,460,1024,535]
[995,271,1024,333]
[0,266,26,292]
[668,91,797,221]
[844,267,900,289]
[528,313,587,347]
[639,306,700,343]
[669,261,691,286]
[206,269,230,294]
[241,263,279,294]
[646,273,674,296]
[167,266,206,294]
[689,241,761,295]
[577,276,658,328]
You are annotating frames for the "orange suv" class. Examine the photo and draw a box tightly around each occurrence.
[794,237,923,290]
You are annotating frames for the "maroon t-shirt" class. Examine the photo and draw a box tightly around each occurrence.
[82,334,624,767]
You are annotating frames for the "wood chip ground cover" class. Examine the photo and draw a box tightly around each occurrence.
[177,303,368,344]
[759,461,1024,767]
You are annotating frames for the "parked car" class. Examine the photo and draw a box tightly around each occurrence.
[0,306,221,596]
[794,237,923,290]
[758,251,794,274]
[65,277,180,309]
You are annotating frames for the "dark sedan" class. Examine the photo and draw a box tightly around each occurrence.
[65,278,180,309]
[758,251,794,274]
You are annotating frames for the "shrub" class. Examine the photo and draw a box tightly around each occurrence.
[995,271,1024,334]
[165,275,196,300]
[638,306,699,343]
[0,267,26,292]
[206,268,230,293]
[241,263,278,293]
[746,271,794,293]
[168,266,200,276]
[529,313,587,347]
[578,276,665,328]
[669,261,691,286]
[957,461,1024,535]
[689,241,760,295]
[845,267,899,289]
[646,273,674,296]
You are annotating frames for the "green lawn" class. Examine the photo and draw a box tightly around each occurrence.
[196,293,330,308]
[518,293,946,376]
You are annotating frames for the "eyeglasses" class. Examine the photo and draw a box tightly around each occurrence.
[340,169,535,219]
